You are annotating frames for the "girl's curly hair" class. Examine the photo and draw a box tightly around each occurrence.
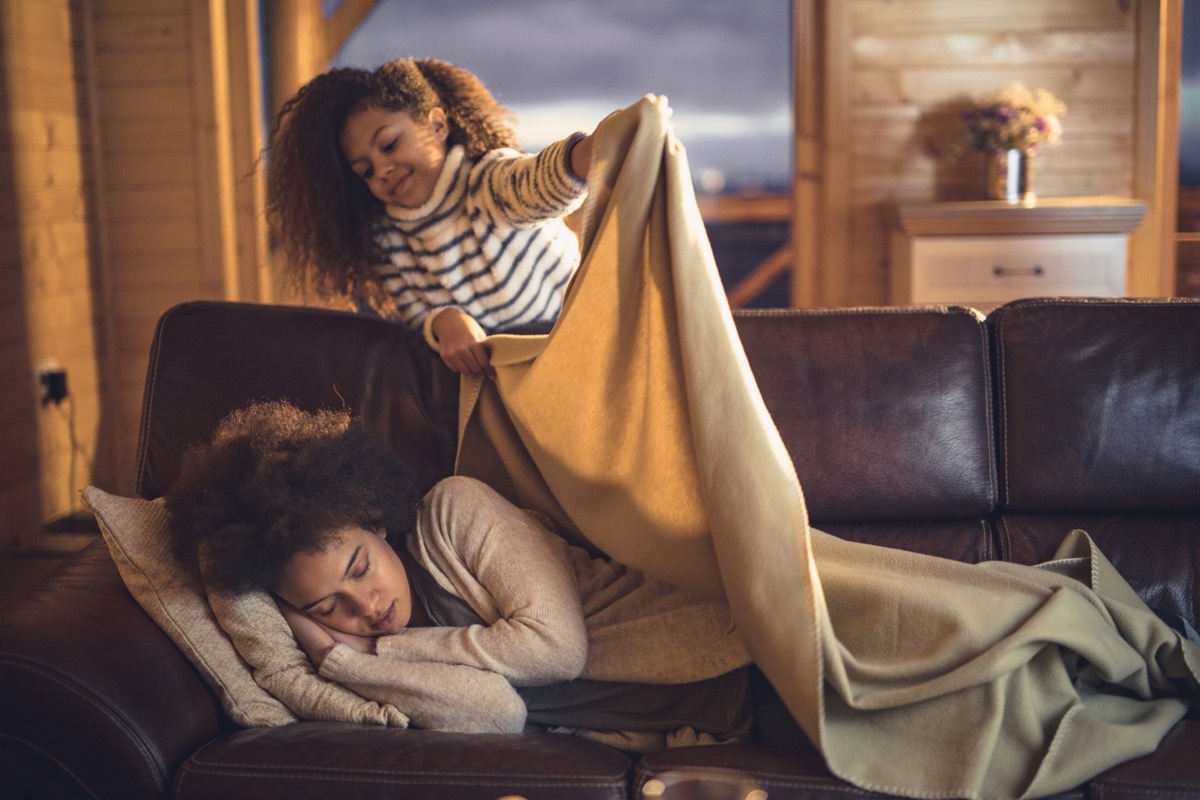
[165,401,423,595]
[266,57,518,307]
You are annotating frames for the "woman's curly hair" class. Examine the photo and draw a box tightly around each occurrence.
[165,401,423,595]
[266,57,518,307]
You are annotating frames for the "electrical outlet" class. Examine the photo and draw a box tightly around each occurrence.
[38,365,68,405]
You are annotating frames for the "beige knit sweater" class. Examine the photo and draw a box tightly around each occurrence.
[320,476,750,714]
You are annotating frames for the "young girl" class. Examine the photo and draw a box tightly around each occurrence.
[267,58,597,378]
[166,401,796,748]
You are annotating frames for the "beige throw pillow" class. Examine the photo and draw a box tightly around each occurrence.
[85,485,412,729]
[83,485,297,727]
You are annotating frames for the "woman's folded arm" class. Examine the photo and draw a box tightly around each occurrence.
[320,645,527,733]
[376,476,589,685]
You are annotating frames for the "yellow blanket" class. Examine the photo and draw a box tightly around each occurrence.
[455,96,1200,799]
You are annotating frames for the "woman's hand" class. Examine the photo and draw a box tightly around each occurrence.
[326,626,378,655]
[431,308,495,378]
[275,597,377,666]
[276,597,336,666]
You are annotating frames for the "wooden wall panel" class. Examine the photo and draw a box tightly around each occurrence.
[848,0,1132,33]
[92,11,188,51]
[101,116,195,153]
[85,0,268,496]
[2,0,269,548]
[818,0,1140,307]
[0,0,108,550]
[94,48,190,83]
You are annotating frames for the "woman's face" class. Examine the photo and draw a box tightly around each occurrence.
[274,526,416,637]
[339,105,449,208]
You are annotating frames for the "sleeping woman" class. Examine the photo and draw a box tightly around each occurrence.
[165,399,805,749]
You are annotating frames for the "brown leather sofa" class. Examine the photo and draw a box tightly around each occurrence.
[2,297,1197,800]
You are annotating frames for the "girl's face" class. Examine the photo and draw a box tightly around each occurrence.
[339,105,449,208]
[274,526,416,637]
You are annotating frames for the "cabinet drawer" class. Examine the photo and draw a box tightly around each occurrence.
[901,234,1126,308]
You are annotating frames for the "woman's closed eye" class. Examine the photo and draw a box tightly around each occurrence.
[312,559,371,618]
[353,560,371,581]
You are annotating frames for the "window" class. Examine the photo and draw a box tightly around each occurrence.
[332,0,792,195]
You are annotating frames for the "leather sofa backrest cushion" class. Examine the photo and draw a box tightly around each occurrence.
[136,301,460,501]
[997,512,1198,627]
[990,298,1200,514]
[734,307,996,524]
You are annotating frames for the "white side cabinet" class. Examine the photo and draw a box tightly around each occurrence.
[890,197,1145,314]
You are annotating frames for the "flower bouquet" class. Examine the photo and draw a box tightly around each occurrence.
[962,83,1066,154]
[962,84,1066,204]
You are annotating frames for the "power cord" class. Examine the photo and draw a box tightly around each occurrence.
[50,395,95,525]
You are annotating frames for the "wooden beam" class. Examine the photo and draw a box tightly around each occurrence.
[226,0,271,302]
[1129,0,1170,296]
[78,0,127,489]
[727,243,793,309]
[263,0,379,117]
[263,0,324,117]
[188,0,240,300]
[790,0,822,307]
[323,0,378,63]
[820,0,852,307]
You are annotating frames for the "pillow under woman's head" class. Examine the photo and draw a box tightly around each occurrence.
[84,484,409,729]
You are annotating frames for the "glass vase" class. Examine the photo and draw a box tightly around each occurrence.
[986,149,1035,205]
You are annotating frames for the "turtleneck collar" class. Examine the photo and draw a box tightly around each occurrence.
[384,145,468,224]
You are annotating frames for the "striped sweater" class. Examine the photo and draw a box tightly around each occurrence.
[372,135,588,345]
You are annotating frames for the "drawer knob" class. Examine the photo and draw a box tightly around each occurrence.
[993,264,1045,278]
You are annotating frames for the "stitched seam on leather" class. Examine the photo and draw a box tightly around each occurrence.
[994,309,1012,515]
[0,733,101,800]
[1093,782,1200,799]
[135,306,173,497]
[178,763,625,786]
[996,517,1012,564]
[0,654,169,785]
[635,764,883,796]
[637,761,984,799]
[734,306,979,319]
[976,314,998,516]
[978,519,993,563]
[183,746,629,784]
[1006,297,1196,310]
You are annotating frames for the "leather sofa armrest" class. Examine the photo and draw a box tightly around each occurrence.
[0,541,224,800]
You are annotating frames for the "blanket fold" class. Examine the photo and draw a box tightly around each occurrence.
[455,95,1200,800]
